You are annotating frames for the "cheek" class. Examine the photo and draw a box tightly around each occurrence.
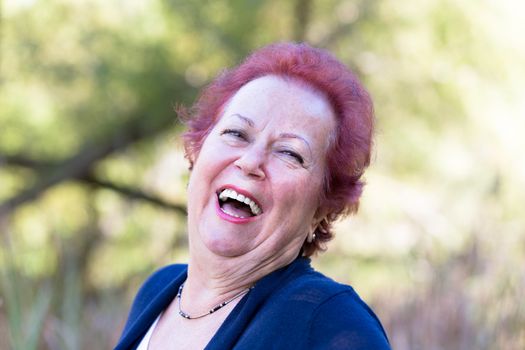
[192,144,226,177]
[273,175,322,217]
[187,138,238,201]
[186,175,206,219]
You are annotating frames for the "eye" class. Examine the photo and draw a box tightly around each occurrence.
[221,128,247,140]
[280,150,304,165]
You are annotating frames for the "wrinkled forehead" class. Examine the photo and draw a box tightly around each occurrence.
[225,75,331,114]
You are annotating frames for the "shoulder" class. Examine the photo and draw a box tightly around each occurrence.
[123,264,187,329]
[307,289,390,349]
[294,271,391,350]
[133,264,187,302]
[276,262,358,307]
[278,263,390,349]
[115,264,187,349]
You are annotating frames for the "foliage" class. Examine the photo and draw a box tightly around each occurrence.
[1,0,524,349]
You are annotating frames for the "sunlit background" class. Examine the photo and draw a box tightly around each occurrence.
[1,0,524,349]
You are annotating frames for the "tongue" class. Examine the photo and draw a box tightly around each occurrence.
[222,201,253,217]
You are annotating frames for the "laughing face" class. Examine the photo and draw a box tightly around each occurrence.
[186,75,335,263]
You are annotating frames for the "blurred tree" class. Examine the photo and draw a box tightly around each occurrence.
[0,0,524,349]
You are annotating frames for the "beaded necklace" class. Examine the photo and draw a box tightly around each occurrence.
[176,283,253,320]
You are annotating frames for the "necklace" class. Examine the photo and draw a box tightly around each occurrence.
[176,282,253,320]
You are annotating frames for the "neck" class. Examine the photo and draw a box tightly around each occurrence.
[181,220,307,315]
[183,243,300,312]
[185,252,270,296]
[179,256,254,317]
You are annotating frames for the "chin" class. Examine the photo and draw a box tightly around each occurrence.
[201,231,250,258]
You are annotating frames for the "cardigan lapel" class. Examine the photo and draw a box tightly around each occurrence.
[114,258,312,350]
[204,258,311,350]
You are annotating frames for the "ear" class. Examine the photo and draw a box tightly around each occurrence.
[184,147,196,171]
[307,213,324,243]
[309,219,320,235]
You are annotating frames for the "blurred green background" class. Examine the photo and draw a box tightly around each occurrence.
[1,0,524,349]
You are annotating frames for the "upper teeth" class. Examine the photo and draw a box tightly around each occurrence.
[219,189,262,216]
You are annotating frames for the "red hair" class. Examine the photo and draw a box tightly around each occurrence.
[180,42,374,256]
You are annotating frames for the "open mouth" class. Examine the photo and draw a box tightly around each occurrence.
[217,188,262,219]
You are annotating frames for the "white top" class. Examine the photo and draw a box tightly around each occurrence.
[136,315,161,350]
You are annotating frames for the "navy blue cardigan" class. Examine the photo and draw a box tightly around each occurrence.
[115,258,391,349]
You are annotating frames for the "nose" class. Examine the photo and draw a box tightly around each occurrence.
[234,146,266,180]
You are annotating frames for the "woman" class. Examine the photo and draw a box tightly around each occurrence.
[115,42,390,350]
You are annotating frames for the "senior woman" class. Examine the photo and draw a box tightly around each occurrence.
[114,42,390,350]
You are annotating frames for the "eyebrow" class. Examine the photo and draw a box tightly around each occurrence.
[230,113,255,127]
[229,113,312,152]
[278,133,311,151]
